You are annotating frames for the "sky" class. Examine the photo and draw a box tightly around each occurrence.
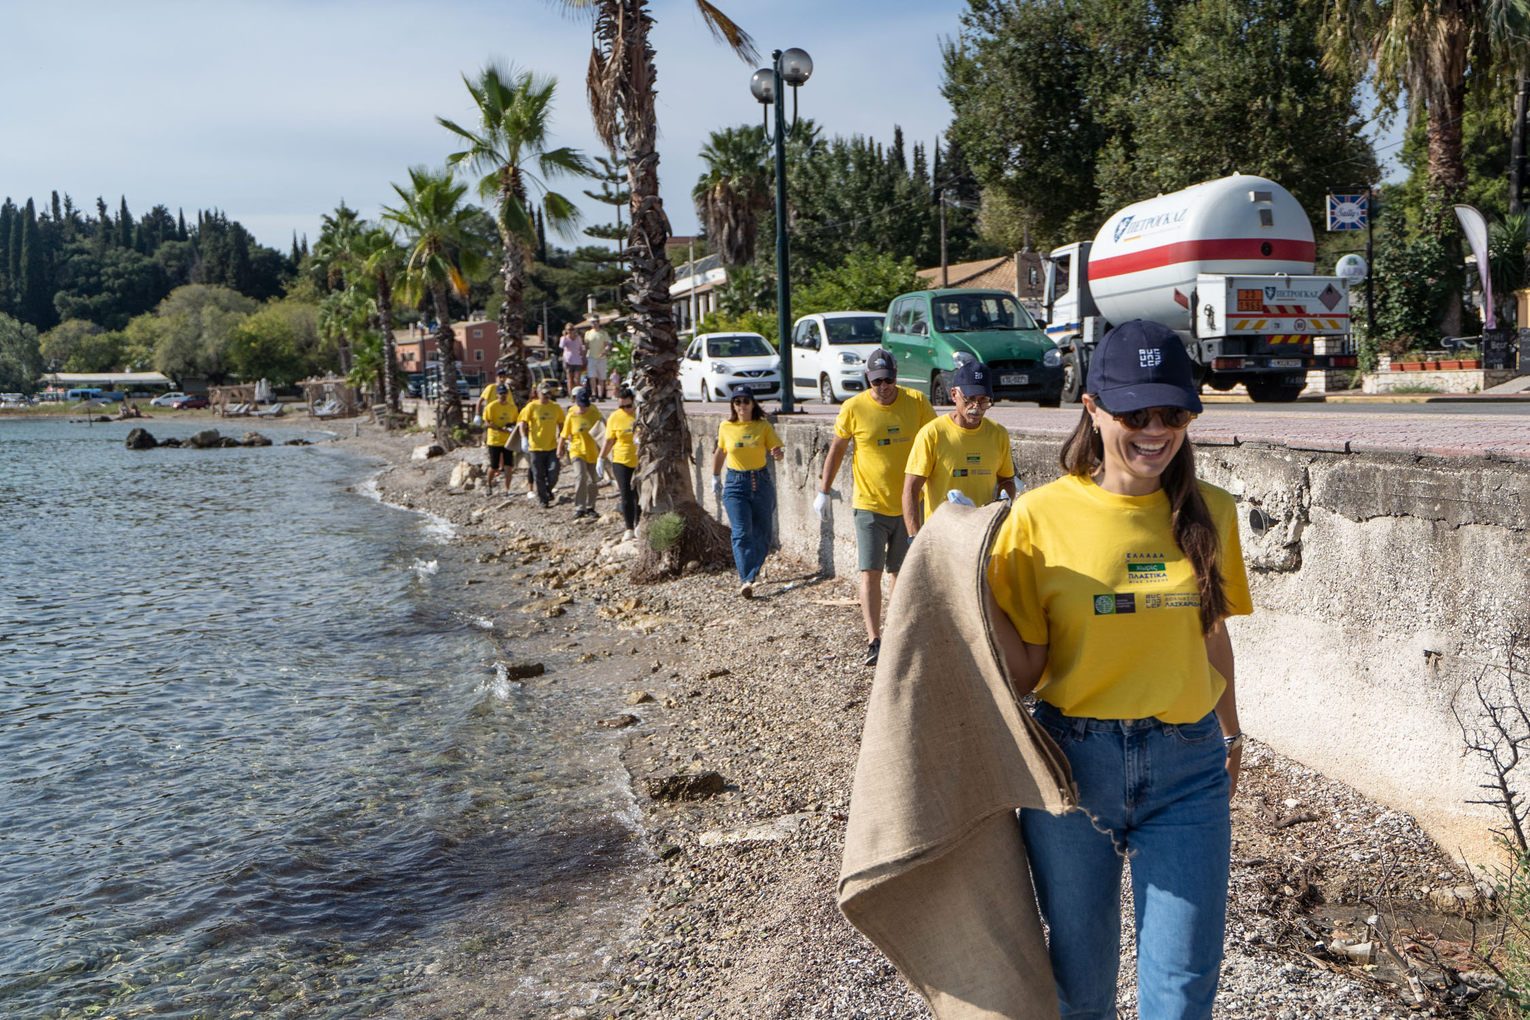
[4,0,1404,255]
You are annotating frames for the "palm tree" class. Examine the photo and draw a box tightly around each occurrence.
[383,167,484,440]
[563,0,757,577]
[1322,0,1530,332]
[352,226,407,417]
[693,125,770,267]
[310,202,365,373]
[438,65,591,405]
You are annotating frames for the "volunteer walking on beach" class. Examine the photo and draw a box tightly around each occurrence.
[481,383,519,496]
[711,386,784,598]
[516,381,566,508]
[815,349,935,666]
[901,359,1016,538]
[599,386,641,540]
[474,367,510,424]
[558,387,603,520]
[985,320,1253,1019]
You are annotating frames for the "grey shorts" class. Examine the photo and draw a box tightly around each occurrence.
[854,509,909,573]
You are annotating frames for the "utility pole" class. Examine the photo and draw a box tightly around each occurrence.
[1512,69,1528,215]
[939,186,949,287]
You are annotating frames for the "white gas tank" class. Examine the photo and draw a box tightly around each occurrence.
[1086,175,1316,332]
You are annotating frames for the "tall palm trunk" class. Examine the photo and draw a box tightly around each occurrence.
[612,0,730,578]
[431,286,465,440]
[498,227,531,404]
[377,276,400,419]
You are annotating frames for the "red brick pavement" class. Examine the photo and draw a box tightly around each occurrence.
[763,404,1530,462]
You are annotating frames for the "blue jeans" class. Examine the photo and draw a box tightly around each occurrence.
[1021,701,1231,1020]
[722,467,774,583]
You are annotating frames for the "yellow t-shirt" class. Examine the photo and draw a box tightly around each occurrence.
[560,405,604,463]
[717,419,783,472]
[483,397,519,447]
[986,473,1254,723]
[605,407,639,468]
[833,386,936,518]
[479,383,498,408]
[517,399,565,452]
[904,415,1015,519]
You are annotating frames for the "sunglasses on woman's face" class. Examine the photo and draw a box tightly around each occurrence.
[1102,406,1198,430]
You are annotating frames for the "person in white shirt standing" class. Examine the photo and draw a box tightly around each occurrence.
[584,323,611,400]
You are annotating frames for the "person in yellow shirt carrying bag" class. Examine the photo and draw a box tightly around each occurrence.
[815,349,935,666]
[710,385,783,598]
[599,386,641,540]
[516,380,566,508]
[902,359,1016,539]
[481,383,520,496]
[984,320,1253,1020]
[558,387,604,520]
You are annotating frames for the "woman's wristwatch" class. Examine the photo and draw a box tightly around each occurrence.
[1223,732,1245,753]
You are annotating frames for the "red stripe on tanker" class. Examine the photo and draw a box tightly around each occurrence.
[1085,174,1317,334]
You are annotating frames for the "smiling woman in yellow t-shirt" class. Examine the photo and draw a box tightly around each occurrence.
[599,387,641,539]
[710,386,783,597]
[984,320,1253,1019]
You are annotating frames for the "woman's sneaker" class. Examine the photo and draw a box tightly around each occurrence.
[863,638,881,667]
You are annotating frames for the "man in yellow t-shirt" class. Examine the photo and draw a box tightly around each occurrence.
[481,383,520,496]
[558,387,604,519]
[815,348,935,666]
[475,367,509,424]
[516,380,566,508]
[902,360,1016,538]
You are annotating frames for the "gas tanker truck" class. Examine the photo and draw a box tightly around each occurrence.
[1041,174,1358,402]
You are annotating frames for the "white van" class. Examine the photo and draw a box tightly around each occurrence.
[787,311,888,403]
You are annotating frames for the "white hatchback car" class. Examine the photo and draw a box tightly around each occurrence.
[149,392,189,407]
[786,311,887,403]
[680,332,782,402]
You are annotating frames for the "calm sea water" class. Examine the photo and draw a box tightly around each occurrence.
[1,418,649,1019]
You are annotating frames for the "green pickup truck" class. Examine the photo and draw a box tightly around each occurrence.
[882,288,1063,406]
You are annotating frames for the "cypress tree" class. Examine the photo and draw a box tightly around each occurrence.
[6,201,20,308]
[19,199,42,325]
[535,209,548,262]
[117,197,133,249]
[0,200,13,311]
[892,125,907,175]
[177,208,187,241]
[300,235,309,259]
[50,191,62,227]
[290,231,301,266]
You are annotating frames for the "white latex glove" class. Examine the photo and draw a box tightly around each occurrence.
[813,490,830,519]
[596,459,606,481]
[712,476,724,499]
[471,415,484,427]
[946,489,977,507]
[999,489,1013,502]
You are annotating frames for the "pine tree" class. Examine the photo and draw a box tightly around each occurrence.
[891,125,907,175]
[95,197,111,247]
[117,197,133,249]
[582,154,630,251]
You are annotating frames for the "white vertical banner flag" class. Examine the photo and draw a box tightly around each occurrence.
[1453,204,1497,331]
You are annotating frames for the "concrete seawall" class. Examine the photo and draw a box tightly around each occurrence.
[686,410,1530,863]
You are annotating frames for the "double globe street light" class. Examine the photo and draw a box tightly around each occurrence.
[751,47,813,413]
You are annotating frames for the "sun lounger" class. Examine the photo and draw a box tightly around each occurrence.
[253,403,285,418]
[311,399,342,419]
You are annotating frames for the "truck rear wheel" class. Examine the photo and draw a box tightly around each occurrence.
[1246,379,1305,402]
[1060,352,1083,404]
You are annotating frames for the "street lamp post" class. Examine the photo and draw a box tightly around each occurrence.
[751,47,812,413]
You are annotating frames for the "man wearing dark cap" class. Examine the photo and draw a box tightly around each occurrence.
[516,380,566,508]
[481,382,520,496]
[902,359,1016,539]
[475,366,511,425]
[815,348,935,666]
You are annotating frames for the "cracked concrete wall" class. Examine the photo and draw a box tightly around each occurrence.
[691,413,1530,863]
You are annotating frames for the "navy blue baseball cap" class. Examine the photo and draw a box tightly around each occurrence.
[1086,320,1202,414]
[573,386,591,406]
[949,359,993,398]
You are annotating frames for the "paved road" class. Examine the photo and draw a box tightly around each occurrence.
[687,398,1530,462]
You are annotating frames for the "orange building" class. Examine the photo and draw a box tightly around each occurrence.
[393,320,509,388]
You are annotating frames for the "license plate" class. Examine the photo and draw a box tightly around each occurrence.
[749,382,775,391]
[1268,359,1302,368]
[999,373,1028,386]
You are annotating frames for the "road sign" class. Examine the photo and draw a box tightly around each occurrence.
[1327,193,1369,231]
[1335,254,1368,282]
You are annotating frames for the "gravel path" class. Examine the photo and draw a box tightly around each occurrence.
[345,424,1501,1019]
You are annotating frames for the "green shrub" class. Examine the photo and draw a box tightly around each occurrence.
[648,511,685,552]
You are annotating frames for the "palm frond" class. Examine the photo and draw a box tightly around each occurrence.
[693,0,758,63]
